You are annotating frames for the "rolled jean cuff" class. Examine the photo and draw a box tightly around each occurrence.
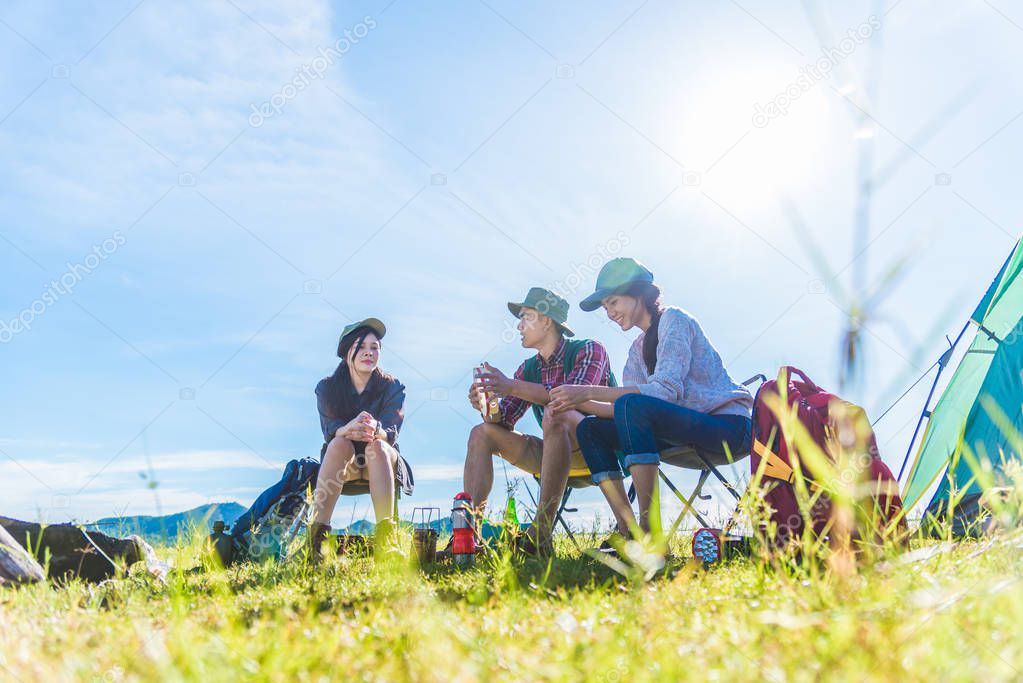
[591,470,625,485]
[623,452,660,469]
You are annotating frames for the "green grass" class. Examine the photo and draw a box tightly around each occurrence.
[2,528,1022,682]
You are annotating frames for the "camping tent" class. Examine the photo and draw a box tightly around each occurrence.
[901,239,1023,533]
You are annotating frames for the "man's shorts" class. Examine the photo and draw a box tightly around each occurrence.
[514,434,592,479]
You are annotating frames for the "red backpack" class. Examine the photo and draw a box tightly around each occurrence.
[750,367,905,549]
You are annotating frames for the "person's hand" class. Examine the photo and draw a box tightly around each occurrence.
[338,412,376,442]
[479,362,512,397]
[548,385,591,414]
[468,380,487,413]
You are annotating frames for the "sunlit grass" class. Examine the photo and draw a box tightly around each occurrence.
[2,521,1022,682]
[4,399,1022,682]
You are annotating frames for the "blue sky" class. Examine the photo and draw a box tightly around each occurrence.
[1,0,1020,527]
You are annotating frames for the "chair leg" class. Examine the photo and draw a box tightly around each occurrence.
[707,466,743,502]
[554,488,581,551]
[659,469,713,533]
[693,452,744,502]
[691,453,748,536]
[529,479,581,551]
[282,501,311,561]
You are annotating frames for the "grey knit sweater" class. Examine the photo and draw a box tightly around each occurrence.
[622,307,754,417]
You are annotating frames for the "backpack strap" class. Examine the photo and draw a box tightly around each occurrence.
[521,355,544,427]
[562,338,588,370]
[778,366,821,393]
[753,440,822,493]
[522,355,541,384]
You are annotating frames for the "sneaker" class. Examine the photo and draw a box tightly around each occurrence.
[595,531,633,558]
[596,536,619,558]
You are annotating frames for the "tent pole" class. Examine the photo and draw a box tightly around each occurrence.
[896,320,972,484]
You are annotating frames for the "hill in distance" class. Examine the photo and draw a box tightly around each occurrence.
[86,504,462,542]
[342,518,455,536]
[87,502,246,541]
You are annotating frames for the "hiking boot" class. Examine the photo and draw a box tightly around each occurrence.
[514,532,553,557]
[308,522,332,563]
[435,536,455,561]
[373,518,403,560]
[435,535,484,561]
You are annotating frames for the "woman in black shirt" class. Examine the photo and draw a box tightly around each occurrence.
[309,318,413,556]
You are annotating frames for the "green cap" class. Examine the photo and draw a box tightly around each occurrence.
[580,257,654,312]
[337,318,386,357]
[507,287,574,337]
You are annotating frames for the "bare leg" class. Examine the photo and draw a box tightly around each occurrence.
[598,478,638,535]
[533,410,585,543]
[312,437,356,525]
[630,463,659,533]
[365,440,398,523]
[463,423,537,515]
[464,424,496,512]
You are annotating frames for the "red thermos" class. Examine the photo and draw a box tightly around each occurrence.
[451,492,476,568]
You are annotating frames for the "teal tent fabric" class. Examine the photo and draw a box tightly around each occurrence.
[903,240,1023,511]
[926,317,1023,506]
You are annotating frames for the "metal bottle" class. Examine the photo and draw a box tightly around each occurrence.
[474,364,501,420]
[451,492,476,568]
[207,520,234,568]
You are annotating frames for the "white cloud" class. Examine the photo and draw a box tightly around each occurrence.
[409,463,463,482]
[2,0,405,269]
[6,486,229,525]
[0,448,286,520]
[0,437,104,451]
[109,449,285,474]
[1,448,282,481]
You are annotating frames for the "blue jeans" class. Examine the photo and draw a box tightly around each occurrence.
[576,393,753,484]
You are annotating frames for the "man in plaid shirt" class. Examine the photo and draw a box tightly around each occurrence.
[464,287,613,555]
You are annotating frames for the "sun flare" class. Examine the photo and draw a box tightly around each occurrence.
[678,66,836,208]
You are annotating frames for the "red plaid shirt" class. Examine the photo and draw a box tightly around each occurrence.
[498,338,611,429]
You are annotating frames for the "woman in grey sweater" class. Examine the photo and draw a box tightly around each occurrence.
[548,258,753,541]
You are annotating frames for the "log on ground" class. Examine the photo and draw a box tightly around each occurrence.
[0,524,46,586]
[0,517,143,583]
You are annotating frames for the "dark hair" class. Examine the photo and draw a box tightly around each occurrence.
[337,326,380,361]
[622,281,664,374]
[322,327,393,420]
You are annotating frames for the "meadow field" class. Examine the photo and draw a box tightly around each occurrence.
[2,529,1021,683]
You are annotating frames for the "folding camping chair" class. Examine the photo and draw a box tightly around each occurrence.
[530,469,595,551]
[338,478,401,516]
[627,374,766,541]
[533,375,766,548]
[281,452,403,560]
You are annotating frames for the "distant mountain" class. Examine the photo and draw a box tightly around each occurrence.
[90,505,463,542]
[424,517,453,535]
[344,519,376,535]
[86,502,246,541]
[339,518,454,536]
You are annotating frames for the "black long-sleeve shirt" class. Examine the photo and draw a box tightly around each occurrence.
[315,373,406,453]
